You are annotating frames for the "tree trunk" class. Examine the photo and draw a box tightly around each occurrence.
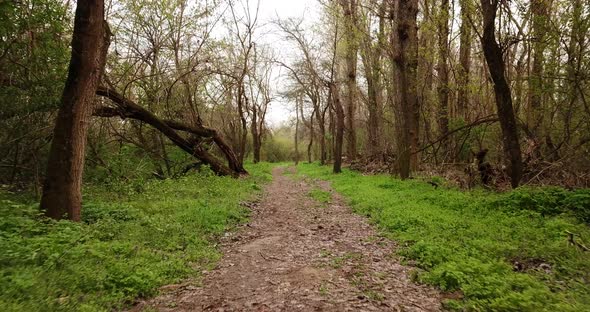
[392,0,420,179]
[237,84,248,164]
[360,0,385,159]
[437,0,450,145]
[317,104,327,165]
[294,95,300,165]
[307,108,315,163]
[527,0,549,141]
[332,83,345,173]
[340,0,359,160]
[251,104,261,163]
[480,0,523,188]
[40,0,109,221]
[457,0,472,120]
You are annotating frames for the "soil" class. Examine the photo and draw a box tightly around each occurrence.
[132,166,441,311]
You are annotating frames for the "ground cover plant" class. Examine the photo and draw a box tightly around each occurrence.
[297,163,590,311]
[0,163,274,312]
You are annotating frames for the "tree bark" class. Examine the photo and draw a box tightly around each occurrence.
[251,104,261,163]
[480,0,523,188]
[392,0,420,179]
[40,0,109,221]
[340,0,359,160]
[360,0,385,159]
[437,0,450,143]
[457,0,472,120]
[332,83,345,173]
[294,95,300,165]
[527,0,549,141]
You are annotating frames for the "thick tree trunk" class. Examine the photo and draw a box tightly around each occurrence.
[360,1,385,159]
[392,0,420,179]
[40,0,109,221]
[340,0,359,160]
[480,0,523,188]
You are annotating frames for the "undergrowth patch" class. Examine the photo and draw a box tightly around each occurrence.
[297,162,590,311]
[0,163,274,311]
[308,188,332,206]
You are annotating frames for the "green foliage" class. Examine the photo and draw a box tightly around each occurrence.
[308,188,331,205]
[261,135,295,163]
[494,187,590,223]
[296,163,590,311]
[0,163,274,311]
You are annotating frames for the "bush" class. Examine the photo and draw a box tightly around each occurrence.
[494,187,590,223]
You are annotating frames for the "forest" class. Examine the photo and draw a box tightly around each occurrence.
[0,0,589,311]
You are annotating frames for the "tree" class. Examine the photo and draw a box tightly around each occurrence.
[339,0,359,160]
[527,0,550,143]
[392,0,420,179]
[40,0,109,221]
[457,0,473,121]
[480,0,523,188]
[436,0,450,147]
[359,0,386,158]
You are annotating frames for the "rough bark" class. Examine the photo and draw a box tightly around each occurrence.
[340,0,359,160]
[437,0,450,142]
[480,0,523,188]
[40,0,109,221]
[392,0,420,179]
[360,0,385,158]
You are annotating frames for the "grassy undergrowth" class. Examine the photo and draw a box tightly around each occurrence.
[0,163,274,311]
[297,163,590,311]
[308,188,332,206]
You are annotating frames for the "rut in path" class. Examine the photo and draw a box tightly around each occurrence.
[135,167,441,311]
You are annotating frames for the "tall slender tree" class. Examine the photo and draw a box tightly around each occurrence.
[480,0,523,188]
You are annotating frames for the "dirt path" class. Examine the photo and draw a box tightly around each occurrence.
[134,167,441,311]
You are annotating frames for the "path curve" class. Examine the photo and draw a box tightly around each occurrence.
[134,167,441,311]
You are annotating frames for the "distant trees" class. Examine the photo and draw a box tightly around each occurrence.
[279,0,589,187]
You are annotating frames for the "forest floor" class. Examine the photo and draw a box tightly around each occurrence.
[134,166,441,311]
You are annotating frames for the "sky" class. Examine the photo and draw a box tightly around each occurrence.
[253,0,320,127]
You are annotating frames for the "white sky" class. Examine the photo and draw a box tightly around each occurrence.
[254,0,320,127]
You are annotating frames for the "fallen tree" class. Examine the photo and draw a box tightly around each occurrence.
[94,85,247,177]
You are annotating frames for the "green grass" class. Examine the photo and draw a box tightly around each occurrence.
[0,163,275,311]
[296,162,590,311]
[308,188,331,206]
